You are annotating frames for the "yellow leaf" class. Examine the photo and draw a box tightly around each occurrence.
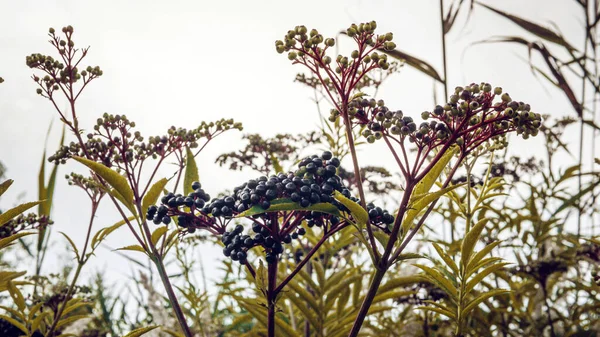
[0,201,43,227]
[123,326,160,337]
[183,147,199,196]
[142,178,169,216]
[333,190,368,227]
[151,226,169,246]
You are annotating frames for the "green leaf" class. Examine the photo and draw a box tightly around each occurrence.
[91,216,135,249]
[123,326,160,337]
[414,264,457,299]
[0,179,13,197]
[0,314,27,334]
[72,156,135,210]
[0,201,43,227]
[60,232,80,260]
[460,218,489,269]
[56,314,90,329]
[432,243,459,275]
[402,183,464,235]
[462,289,510,316]
[466,241,501,277]
[183,146,199,196]
[116,245,147,255]
[7,281,25,311]
[414,146,458,197]
[269,152,284,174]
[379,47,444,83]
[237,198,341,218]
[255,260,267,296]
[0,232,34,251]
[333,190,368,227]
[151,226,169,246]
[465,262,510,294]
[142,178,169,217]
[477,2,576,51]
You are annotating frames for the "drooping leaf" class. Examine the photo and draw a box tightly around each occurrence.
[59,232,80,260]
[462,289,510,316]
[379,47,444,83]
[72,156,134,209]
[91,216,135,249]
[477,2,576,51]
[183,146,199,196]
[116,245,147,255]
[0,232,34,251]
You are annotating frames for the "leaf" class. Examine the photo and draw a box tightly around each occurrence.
[414,146,458,197]
[466,241,502,276]
[402,183,464,235]
[91,216,135,249]
[123,326,160,337]
[0,232,34,251]
[0,201,43,227]
[333,190,368,227]
[0,179,13,197]
[269,152,284,174]
[237,198,341,218]
[477,2,576,51]
[462,288,510,316]
[0,314,27,333]
[255,260,267,295]
[379,47,444,82]
[151,226,169,246]
[460,218,488,269]
[60,232,81,260]
[414,264,457,298]
[183,146,199,196]
[142,178,169,216]
[7,282,25,311]
[72,156,134,210]
[56,314,90,329]
[116,245,147,255]
[465,262,510,294]
[432,243,459,275]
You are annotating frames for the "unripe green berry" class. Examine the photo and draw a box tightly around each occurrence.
[351,50,359,59]
[325,38,335,47]
[501,93,511,102]
[494,87,502,95]
[385,32,393,41]
[384,42,396,51]
[288,52,297,60]
[421,111,430,119]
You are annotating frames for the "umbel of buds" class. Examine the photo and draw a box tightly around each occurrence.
[148,151,394,264]
[336,83,542,154]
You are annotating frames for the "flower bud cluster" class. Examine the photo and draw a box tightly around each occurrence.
[0,213,52,240]
[275,21,395,76]
[48,114,241,168]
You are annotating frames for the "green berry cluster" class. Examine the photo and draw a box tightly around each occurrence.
[26,26,103,98]
[49,114,241,167]
[66,172,105,196]
[275,21,395,75]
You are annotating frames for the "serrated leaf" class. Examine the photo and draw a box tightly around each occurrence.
[72,156,134,209]
[0,232,34,251]
[462,289,510,316]
[123,326,159,337]
[460,218,488,269]
[91,216,135,249]
[183,147,199,196]
[0,179,13,197]
[56,314,89,329]
[116,245,147,255]
[151,226,169,246]
[7,282,25,311]
[414,264,457,298]
[432,243,459,274]
[142,178,169,216]
[465,262,510,294]
[59,232,80,260]
[402,183,463,235]
[237,198,341,218]
[333,190,368,227]
[0,201,43,227]
[0,314,27,333]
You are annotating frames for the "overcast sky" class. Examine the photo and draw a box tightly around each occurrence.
[0,0,596,295]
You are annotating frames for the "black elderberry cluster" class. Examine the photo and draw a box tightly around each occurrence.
[367,203,395,231]
[146,181,211,232]
[0,213,52,239]
[220,151,345,214]
[220,223,308,264]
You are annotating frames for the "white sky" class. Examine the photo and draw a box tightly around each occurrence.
[0,0,597,295]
